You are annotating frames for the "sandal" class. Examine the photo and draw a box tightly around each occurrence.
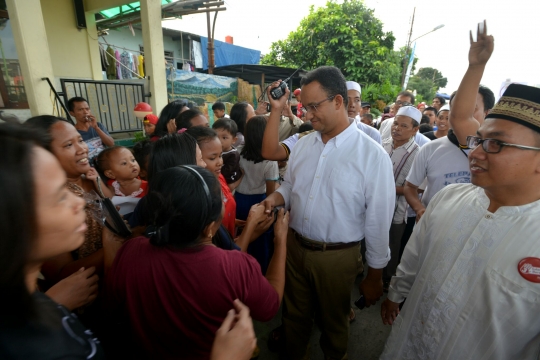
[349,307,356,323]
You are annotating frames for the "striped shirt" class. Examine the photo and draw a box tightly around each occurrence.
[383,137,419,223]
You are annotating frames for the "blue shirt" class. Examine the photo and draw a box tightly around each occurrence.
[77,122,110,159]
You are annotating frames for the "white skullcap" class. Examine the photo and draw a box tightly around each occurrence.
[437,104,450,115]
[346,81,361,94]
[396,106,422,123]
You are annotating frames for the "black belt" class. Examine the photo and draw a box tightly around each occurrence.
[292,230,360,251]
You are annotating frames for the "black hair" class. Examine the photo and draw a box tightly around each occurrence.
[298,121,313,133]
[300,66,348,106]
[362,113,374,121]
[23,115,70,151]
[212,118,238,137]
[419,124,433,133]
[433,95,446,106]
[383,106,391,114]
[93,146,127,182]
[398,91,415,105]
[478,85,495,111]
[186,126,218,146]
[230,102,250,134]
[420,114,431,125]
[424,106,437,114]
[133,140,152,172]
[212,102,226,111]
[147,133,197,182]
[154,100,188,138]
[146,166,222,249]
[241,115,267,164]
[175,109,204,130]
[67,96,88,112]
[0,123,48,326]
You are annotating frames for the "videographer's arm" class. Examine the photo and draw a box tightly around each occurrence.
[262,80,290,161]
[450,20,494,145]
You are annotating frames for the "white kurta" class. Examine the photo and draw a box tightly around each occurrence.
[382,183,540,360]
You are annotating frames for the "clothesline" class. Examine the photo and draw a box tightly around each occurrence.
[101,44,144,79]
[98,39,193,64]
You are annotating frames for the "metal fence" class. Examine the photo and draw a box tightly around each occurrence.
[60,79,147,133]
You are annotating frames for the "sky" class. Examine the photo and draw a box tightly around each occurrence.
[163,0,540,100]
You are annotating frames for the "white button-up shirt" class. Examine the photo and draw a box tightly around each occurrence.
[383,184,540,359]
[277,122,395,269]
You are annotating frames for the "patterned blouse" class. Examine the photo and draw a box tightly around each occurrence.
[66,182,103,259]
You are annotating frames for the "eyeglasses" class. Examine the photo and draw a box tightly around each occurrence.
[395,100,412,107]
[466,135,540,154]
[301,96,336,113]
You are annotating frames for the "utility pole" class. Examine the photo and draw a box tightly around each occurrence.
[400,7,415,88]
[206,11,215,74]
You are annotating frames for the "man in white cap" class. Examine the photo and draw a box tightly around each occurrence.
[381,106,421,290]
[346,80,382,144]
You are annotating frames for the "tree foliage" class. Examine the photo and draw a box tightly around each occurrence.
[407,67,447,102]
[261,0,402,85]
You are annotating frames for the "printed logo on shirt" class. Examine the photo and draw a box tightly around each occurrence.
[518,257,540,283]
[86,137,105,159]
[443,171,471,185]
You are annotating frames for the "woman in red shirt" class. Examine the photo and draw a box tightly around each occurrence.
[107,166,288,359]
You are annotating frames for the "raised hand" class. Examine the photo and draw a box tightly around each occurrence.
[267,80,290,112]
[468,20,494,67]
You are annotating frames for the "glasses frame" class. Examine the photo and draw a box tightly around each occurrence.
[466,135,540,154]
[301,95,336,114]
[395,100,412,107]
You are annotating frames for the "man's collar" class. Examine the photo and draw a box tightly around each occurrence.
[314,120,356,148]
[390,136,416,152]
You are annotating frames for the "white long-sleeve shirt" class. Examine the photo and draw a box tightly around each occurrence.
[276,122,395,269]
[382,183,540,360]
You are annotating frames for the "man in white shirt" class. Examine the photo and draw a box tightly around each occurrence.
[262,67,395,360]
[381,106,421,291]
[346,80,382,144]
[380,81,540,360]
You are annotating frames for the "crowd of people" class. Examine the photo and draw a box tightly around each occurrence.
[1,20,540,360]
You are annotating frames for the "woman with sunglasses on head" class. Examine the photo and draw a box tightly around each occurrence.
[107,165,288,359]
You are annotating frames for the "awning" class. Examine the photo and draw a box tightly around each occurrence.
[205,64,308,88]
[96,0,226,30]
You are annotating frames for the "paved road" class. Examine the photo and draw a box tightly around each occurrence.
[254,273,393,360]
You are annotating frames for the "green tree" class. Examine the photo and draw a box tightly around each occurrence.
[407,67,447,101]
[261,0,402,85]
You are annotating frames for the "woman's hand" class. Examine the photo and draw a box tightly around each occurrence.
[167,119,177,134]
[85,167,99,182]
[211,299,256,360]
[45,267,99,310]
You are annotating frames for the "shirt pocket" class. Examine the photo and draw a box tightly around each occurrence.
[324,168,357,205]
[488,268,540,304]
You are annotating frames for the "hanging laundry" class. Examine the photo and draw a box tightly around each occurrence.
[120,51,133,79]
[106,46,117,80]
[131,53,139,77]
[99,46,108,72]
[115,49,123,79]
[138,54,145,77]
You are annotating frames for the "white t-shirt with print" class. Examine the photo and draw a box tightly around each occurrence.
[406,136,470,207]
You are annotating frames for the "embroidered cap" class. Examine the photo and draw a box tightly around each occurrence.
[346,81,362,94]
[396,105,422,124]
[486,84,540,132]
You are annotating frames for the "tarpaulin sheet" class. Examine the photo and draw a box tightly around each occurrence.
[200,37,260,70]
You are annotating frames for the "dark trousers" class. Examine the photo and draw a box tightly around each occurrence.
[383,222,406,282]
[399,217,416,262]
[283,230,361,360]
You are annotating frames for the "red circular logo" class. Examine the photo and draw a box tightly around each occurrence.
[518,257,540,283]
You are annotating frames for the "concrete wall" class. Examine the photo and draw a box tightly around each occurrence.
[41,0,97,80]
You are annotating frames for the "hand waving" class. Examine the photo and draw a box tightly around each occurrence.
[469,20,494,67]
